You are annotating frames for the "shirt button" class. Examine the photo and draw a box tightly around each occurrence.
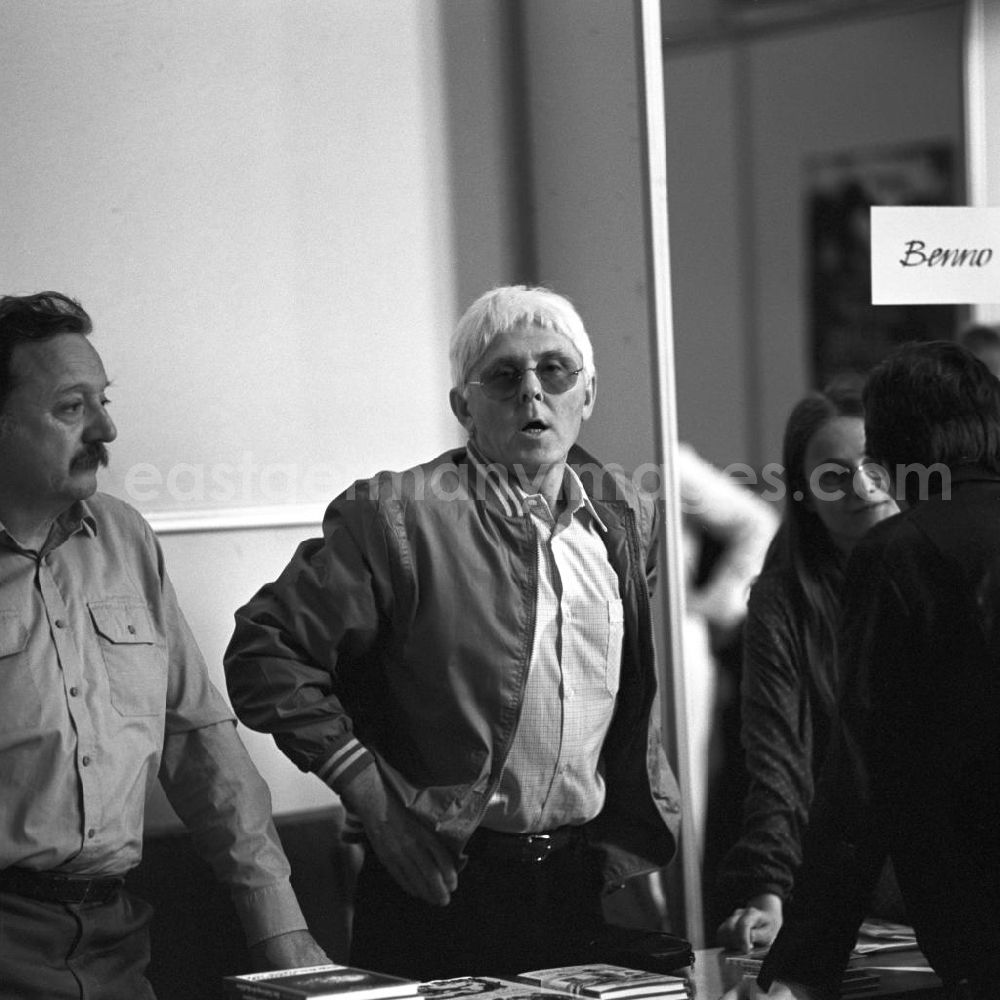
[82,756,91,766]
[69,687,79,697]
[54,619,65,629]
[87,829,96,839]
[127,624,136,634]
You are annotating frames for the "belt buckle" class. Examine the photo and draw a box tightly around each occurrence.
[523,833,554,863]
[56,875,112,905]
[79,879,106,904]
[60,875,95,904]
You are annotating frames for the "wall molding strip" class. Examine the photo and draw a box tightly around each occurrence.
[145,503,327,535]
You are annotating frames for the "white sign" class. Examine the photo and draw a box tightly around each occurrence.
[870,206,1000,304]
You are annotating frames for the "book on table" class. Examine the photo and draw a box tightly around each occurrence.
[415,977,591,1000]
[853,920,917,956]
[514,963,690,998]
[223,963,421,1000]
[723,952,880,997]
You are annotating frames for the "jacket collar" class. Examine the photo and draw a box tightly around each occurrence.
[946,463,1000,487]
[464,440,607,529]
[917,463,1000,501]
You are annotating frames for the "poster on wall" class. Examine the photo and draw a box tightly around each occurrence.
[806,141,959,388]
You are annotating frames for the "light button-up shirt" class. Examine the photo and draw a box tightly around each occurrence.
[0,493,306,944]
[474,451,625,833]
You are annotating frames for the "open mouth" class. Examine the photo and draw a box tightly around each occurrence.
[520,419,549,435]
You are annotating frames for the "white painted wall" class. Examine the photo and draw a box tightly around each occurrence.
[4,1,462,512]
[149,526,334,831]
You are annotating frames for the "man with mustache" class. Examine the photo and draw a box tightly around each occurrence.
[225,285,682,980]
[0,291,328,998]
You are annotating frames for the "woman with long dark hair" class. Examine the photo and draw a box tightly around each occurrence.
[714,382,899,952]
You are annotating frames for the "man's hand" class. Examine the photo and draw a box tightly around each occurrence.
[342,765,458,907]
[248,929,331,971]
[717,893,783,953]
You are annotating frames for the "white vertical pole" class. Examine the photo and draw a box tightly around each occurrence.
[965,0,1000,325]
[634,0,704,946]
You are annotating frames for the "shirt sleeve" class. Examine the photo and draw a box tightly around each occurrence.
[145,515,308,944]
[134,512,236,734]
[158,721,308,944]
[714,574,815,911]
[224,491,386,796]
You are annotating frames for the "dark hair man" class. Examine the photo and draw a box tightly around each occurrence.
[729,341,1000,1000]
[224,285,682,980]
[958,322,1000,378]
[0,292,327,998]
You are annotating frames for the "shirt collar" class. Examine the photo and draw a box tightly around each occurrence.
[0,500,97,553]
[62,500,98,537]
[465,440,608,532]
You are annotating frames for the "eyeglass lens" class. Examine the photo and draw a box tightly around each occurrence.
[473,359,581,400]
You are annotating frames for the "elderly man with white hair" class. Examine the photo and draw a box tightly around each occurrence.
[225,285,682,980]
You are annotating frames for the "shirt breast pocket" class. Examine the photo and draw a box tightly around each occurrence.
[0,610,39,727]
[604,599,625,696]
[570,597,626,697]
[89,599,167,717]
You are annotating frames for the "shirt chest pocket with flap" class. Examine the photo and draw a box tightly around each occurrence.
[0,610,39,727]
[88,598,168,716]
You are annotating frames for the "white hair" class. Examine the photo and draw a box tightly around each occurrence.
[449,285,596,389]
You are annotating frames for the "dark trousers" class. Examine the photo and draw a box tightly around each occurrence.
[0,888,157,1000]
[349,834,607,982]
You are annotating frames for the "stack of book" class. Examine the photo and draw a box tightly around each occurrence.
[225,963,693,1000]
[224,964,422,1000]
[514,963,691,998]
[417,977,596,1000]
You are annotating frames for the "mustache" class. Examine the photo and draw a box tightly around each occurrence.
[71,443,110,471]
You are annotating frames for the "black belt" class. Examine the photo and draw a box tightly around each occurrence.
[0,867,125,905]
[466,825,583,864]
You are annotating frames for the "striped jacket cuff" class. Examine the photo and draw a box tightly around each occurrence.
[314,737,375,794]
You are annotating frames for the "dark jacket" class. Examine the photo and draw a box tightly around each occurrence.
[713,568,834,911]
[225,446,681,891]
[759,469,1000,999]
